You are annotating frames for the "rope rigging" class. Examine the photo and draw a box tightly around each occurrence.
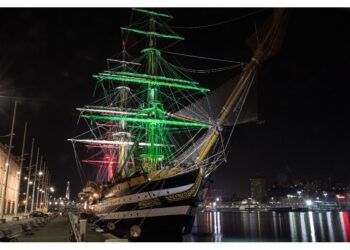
[162,50,245,64]
[169,62,243,74]
[170,9,266,29]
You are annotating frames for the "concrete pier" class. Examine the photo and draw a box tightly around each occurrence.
[14,215,106,242]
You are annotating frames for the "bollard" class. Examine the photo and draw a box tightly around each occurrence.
[73,215,78,227]
[73,215,79,239]
[79,219,87,242]
[69,228,76,242]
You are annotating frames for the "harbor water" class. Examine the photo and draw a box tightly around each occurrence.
[183,210,350,242]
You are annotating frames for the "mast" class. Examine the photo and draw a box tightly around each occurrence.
[115,41,131,179]
[120,9,189,171]
[197,9,289,162]
[143,13,161,171]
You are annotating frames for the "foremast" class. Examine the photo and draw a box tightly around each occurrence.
[114,42,132,179]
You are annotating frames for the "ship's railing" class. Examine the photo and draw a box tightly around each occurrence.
[68,213,87,242]
[179,164,201,175]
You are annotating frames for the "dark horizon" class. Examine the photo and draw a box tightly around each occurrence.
[0,8,350,198]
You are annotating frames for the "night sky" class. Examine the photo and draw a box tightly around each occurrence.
[0,8,350,198]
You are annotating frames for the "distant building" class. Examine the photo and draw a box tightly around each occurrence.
[0,142,20,215]
[250,177,266,202]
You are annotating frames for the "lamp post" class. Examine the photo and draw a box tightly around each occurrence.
[47,186,54,210]
[0,100,17,219]
[43,166,50,209]
[24,138,35,214]
[323,192,328,201]
[35,157,43,210]
[38,163,46,209]
[30,148,40,213]
[305,199,313,210]
[0,134,15,138]
[45,173,52,209]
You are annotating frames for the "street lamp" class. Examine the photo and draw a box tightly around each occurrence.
[305,199,312,207]
[287,194,291,202]
[323,192,328,201]
[0,133,15,138]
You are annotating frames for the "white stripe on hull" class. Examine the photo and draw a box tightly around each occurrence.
[94,183,193,211]
[97,205,192,220]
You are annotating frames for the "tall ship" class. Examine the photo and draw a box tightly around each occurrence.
[69,8,288,240]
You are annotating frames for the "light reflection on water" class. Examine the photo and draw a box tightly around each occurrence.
[184,210,350,242]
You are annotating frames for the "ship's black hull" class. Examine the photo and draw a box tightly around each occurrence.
[99,213,195,242]
[90,167,204,241]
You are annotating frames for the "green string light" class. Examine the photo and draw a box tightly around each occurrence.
[120,27,184,41]
[81,114,210,128]
[93,74,209,93]
[133,8,173,19]
[105,71,200,85]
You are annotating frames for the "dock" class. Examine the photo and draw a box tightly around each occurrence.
[0,215,123,242]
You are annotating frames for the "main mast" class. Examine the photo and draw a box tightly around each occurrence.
[140,11,169,171]
[118,9,208,172]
